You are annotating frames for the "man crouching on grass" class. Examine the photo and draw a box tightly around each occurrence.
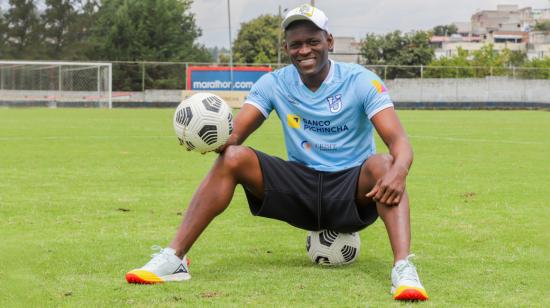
[126,4,429,301]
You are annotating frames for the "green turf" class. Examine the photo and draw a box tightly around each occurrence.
[1,108,549,307]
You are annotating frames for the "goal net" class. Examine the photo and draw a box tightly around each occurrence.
[0,61,112,108]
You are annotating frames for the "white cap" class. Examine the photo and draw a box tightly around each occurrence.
[282,4,328,32]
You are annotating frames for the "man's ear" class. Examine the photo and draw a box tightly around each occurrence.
[283,39,289,54]
[327,33,334,52]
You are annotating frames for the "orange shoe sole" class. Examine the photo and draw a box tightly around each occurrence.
[393,287,429,301]
[126,270,163,284]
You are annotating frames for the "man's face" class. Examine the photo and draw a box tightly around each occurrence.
[284,21,334,78]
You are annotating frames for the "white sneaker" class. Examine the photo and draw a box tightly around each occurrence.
[126,246,191,284]
[391,254,429,301]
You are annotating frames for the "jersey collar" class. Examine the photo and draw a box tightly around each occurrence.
[296,59,335,87]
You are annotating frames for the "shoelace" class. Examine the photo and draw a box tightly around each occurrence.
[395,254,419,283]
[145,245,169,267]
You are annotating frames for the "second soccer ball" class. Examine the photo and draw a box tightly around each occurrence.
[306,230,361,266]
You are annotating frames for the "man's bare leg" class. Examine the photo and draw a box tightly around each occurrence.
[126,146,264,284]
[356,154,428,301]
[356,154,410,264]
[169,145,264,258]
[375,193,411,264]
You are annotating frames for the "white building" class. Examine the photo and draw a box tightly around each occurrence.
[329,37,364,64]
[432,4,550,59]
[471,5,533,35]
[528,31,550,59]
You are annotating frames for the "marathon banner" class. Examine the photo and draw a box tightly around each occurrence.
[186,66,272,91]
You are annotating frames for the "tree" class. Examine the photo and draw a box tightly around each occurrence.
[59,0,100,59]
[432,24,458,36]
[207,46,231,63]
[0,9,7,58]
[360,31,434,78]
[426,44,528,78]
[3,0,41,59]
[208,46,220,62]
[499,48,527,67]
[89,0,210,62]
[40,0,78,59]
[520,57,550,79]
[425,48,473,77]
[534,20,550,31]
[88,0,211,90]
[232,14,287,64]
[471,44,526,76]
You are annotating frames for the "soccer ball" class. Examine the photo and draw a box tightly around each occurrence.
[173,92,233,153]
[306,230,361,266]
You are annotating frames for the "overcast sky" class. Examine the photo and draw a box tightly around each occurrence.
[191,0,550,48]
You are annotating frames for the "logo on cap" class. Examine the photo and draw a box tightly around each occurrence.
[298,4,315,17]
[282,4,328,31]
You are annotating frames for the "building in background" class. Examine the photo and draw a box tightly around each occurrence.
[471,5,533,35]
[528,31,550,59]
[431,4,550,59]
[329,37,364,64]
[453,22,472,36]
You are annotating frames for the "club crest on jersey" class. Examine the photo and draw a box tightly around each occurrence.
[327,94,342,113]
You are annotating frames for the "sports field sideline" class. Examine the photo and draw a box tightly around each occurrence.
[1,109,548,306]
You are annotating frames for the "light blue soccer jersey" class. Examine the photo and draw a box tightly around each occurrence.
[244,60,393,172]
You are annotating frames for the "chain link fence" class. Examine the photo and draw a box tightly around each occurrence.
[110,61,550,91]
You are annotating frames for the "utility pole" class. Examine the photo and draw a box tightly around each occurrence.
[311,0,315,6]
[227,0,233,90]
[277,5,282,66]
[277,6,288,67]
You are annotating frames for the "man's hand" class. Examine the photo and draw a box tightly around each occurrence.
[368,107,413,206]
[214,135,239,154]
[213,104,266,154]
[366,164,408,206]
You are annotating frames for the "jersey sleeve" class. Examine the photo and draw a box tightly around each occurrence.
[357,70,394,119]
[243,73,274,119]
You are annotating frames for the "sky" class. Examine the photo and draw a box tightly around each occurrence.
[191,0,550,48]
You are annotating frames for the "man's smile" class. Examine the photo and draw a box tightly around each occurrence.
[297,58,316,66]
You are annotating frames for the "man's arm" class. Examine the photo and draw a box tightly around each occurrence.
[216,104,266,152]
[366,107,413,206]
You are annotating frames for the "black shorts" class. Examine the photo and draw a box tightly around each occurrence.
[243,149,378,233]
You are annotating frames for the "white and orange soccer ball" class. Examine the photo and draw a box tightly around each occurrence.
[306,230,361,266]
[173,93,233,154]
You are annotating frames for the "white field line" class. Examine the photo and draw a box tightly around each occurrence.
[408,134,545,146]
[0,135,174,141]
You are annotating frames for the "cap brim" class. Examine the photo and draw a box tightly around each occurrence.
[282,15,314,30]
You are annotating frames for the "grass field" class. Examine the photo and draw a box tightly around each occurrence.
[1,108,549,307]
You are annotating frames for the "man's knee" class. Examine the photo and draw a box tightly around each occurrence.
[363,154,393,180]
[217,146,263,192]
[218,145,256,174]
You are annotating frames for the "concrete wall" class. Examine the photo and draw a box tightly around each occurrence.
[386,77,550,104]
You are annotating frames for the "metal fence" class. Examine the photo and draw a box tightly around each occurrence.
[108,61,550,92]
[0,61,112,108]
[110,61,285,92]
